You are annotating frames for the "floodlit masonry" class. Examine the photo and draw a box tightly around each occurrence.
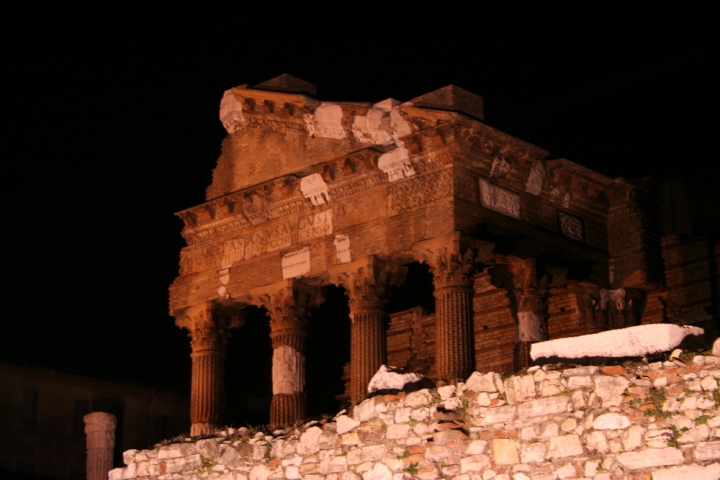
[111,342,720,480]
[169,74,719,434]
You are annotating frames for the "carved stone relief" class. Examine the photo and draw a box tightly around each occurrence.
[219,90,246,134]
[387,169,452,216]
[282,247,311,279]
[559,212,583,242]
[479,179,520,219]
[378,147,416,182]
[304,103,346,139]
[490,156,511,178]
[300,173,330,206]
[526,161,545,195]
[334,234,351,264]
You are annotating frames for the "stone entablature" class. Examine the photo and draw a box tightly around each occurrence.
[112,348,720,480]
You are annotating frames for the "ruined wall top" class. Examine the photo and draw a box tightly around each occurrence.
[207,75,493,200]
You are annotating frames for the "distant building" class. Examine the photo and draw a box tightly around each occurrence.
[0,361,189,479]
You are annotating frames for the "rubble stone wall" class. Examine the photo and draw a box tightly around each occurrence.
[112,351,720,480]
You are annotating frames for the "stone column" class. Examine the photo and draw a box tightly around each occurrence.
[84,411,116,480]
[175,302,243,436]
[414,232,494,385]
[251,279,322,426]
[329,256,406,405]
[510,258,548,369]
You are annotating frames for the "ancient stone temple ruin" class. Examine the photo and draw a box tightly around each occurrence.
[169,74,718,434]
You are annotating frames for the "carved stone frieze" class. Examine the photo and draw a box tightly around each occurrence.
[328,256,406,312]
[559,212,584,242]
[479,178,521,219]
[387,168,453,217]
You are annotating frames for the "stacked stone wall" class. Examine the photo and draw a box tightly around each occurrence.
[113,347,720,480]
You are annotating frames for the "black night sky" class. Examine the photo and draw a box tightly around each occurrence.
[3,4,718,424]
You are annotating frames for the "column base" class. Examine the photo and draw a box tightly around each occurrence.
[190,422,216,437]
[270,392,306,427]
[514,341,533,371]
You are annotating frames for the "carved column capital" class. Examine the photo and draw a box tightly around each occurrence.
[413,232,494,290]
[328,255,407,312]
[175,301,245,354]
[250,279,324,335]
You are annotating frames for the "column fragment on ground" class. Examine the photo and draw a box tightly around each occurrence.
[251,279,322,427]
[176,302,243,436]
[510,258,548,369]
[329,256,406,405]
[84,411,116,480]
[415,232,494,385]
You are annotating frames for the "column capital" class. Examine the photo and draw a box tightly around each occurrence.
[328,255,406,312]
[250,279,324,333]
[413,232,494,289]
[175,301,245,354]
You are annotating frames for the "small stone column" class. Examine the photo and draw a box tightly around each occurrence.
[84,411,116,480]
[510,258,548,369]
[415,232,494,385]
[329,256,406,405]
[175,302,243,436]
[251,279,322,426]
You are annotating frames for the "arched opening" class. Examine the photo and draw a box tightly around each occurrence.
[305,284,351,416]
[225,305,271,426]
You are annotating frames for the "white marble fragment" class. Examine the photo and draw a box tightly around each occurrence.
[282,247,311,279]
[378,147,415,181]
[300,173,331,205]
[479,179,520,219]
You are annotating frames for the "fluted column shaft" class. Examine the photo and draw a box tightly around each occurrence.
[84,412,116,480]
[434,284,474,385]
[251,279,322,427]
[175,302,242,437]
[350,308,387,405]
[190,348,226,435]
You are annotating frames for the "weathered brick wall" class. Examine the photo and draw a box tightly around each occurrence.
[662,233,713,326]
[546,285,588,340]
[472,273,515,375]
[387,308,436,379]
[113,343,720,480]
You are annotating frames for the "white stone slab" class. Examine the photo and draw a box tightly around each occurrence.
[479,179,520,219]
[272,345,304,395]
[525,161,545,195]
[334,234,351,264]
[282,247,311,279]
[378,147,415,182]
[531,324,704,359]
[304,103,346,139]
[300,173,331,206]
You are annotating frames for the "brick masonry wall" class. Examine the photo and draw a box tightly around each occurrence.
[112,343,720,480]
[662,234,713,326]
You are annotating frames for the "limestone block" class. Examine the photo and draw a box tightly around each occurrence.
[617,447,684,469]
[593,413,630,430]
[518,396,569,419]
[545,435,583,459]
[473,405,516,426]
[571,390,587,410]
[520,426,537,441]
[253,445,268,460]
[504,375,535,404]
[165,454,201,474]
[356,422,386,443]
[708,415,720,428]
[304,103,345,139]
[525,161,545,195]
[652,463,720,480]
[560,418,576,432]
[477,392,491,406]
[434,429,469,444]
[555,463,576,479]
[562,366,599,377]
[713,337,720,356]
[678,424,710,444]
[354,399,377,421]
[362,462,392,480]
[196,439,220,458]
[459,454,491,472]
[438,385,456,399]
[297,426,323,455]
[621,424,644,451]
[539,380,563,397]
[566,376,593,389]
[319,456,347,474]
[695,441,720,461]
[586,431,609,454]
[425,445,454,462]
[537,422,559,438]
[282,247,311,279]
[465,440,488,455]
[393,407,411,424]
[378,147,415,182]
[285,465,301,480]
[492,439,519,464]
[593,375,629,407]
[337,415,361,434]
[404,389,432,407]
[360,444,386,462]
[410,407,430,422]
[157,443,196,459]
[386,424,410,439]
[520,442,547,463]
[701,375,718,390]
